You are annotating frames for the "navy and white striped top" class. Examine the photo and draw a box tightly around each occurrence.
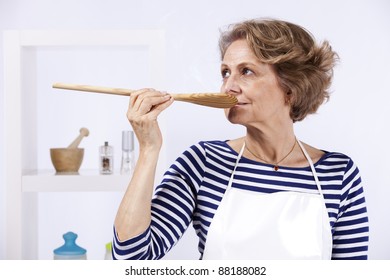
[113,140,369,260]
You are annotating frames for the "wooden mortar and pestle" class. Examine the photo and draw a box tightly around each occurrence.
[50,128,89,174]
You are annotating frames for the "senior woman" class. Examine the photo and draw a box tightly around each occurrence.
[113,18,369,260]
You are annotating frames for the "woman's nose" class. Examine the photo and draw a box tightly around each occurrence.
[223,75,240,94]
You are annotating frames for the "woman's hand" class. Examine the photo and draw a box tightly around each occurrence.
[127,88,173,151]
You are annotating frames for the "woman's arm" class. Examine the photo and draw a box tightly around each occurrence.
[114,89,173,241]
[112,142,207,260]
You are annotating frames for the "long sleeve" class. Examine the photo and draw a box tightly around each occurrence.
[331,159,369,259]
[112,143,206,260]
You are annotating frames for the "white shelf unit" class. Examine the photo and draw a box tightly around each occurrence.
[4,30,166,259]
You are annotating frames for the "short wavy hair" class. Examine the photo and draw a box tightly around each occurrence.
[219,18,339,122]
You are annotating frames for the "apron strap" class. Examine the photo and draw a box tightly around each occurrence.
[296,140,325,198]
[227,142,246,189]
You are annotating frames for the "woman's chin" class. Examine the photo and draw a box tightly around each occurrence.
[225,109,244,125]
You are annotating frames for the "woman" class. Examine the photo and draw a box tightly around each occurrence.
[113,18,369,260]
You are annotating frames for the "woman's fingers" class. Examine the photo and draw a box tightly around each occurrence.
[137,94,171,116]
[145,95,173,119]
[128,89,172,117]
[129,88,155,112]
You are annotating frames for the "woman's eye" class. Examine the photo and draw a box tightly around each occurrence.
[242,68,253,75]
[221,69,230,78]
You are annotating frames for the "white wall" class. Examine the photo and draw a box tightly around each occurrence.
[1,0,389,259]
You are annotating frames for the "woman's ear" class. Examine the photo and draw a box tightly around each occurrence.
[285,91,292,105]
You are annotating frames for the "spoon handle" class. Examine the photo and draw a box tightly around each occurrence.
[53,83,133,96]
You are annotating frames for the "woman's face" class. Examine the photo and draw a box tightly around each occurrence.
[221,39,290,127]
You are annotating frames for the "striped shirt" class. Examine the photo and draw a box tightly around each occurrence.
[113,140,369,260]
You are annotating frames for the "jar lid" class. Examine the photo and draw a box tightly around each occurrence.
[106,242,112,251]
[122,130,134,151]
[53,231,87,256]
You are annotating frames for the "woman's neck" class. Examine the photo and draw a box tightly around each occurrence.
[244,122,296,164]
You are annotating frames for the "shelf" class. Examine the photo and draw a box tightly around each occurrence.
[4,29,165,259]
[22,170,130,192]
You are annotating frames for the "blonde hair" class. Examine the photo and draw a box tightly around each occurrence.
[219,19,339,122]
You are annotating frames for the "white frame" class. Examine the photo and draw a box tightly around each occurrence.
[3,30,165,259]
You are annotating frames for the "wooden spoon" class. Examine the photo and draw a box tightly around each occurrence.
[52,83,238,109]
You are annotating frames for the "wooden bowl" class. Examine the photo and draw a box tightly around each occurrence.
[50,148,84,174]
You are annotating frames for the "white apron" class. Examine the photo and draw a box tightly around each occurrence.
[202,140,332,260]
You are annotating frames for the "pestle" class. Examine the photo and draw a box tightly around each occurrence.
[67,127,89,149]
